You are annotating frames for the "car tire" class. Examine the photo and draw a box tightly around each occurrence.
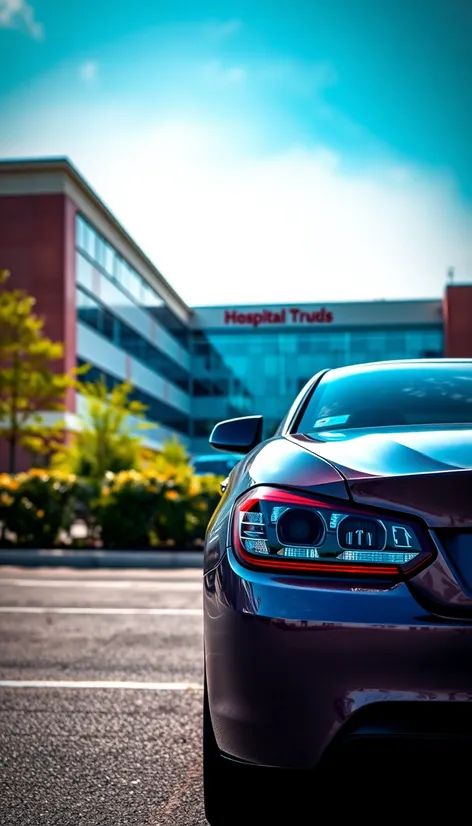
[203,677,308,825]
[203,680,229,826]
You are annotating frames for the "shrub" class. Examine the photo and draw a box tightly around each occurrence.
[94,467,223,549]
[94,470,162,549]
[0,441,224,549]
[179,473,223,546]
[0,473,17,546]
[0,469,79,548]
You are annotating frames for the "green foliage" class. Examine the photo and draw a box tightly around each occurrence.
[95,470,164,549]
[94,442,223,549]
[152,435,191,473]
[0,472,16,545]
[0,269,77,473]
[149,437,222,545]
[0,436,223,549]
[52,376,155,480]
[185,473,223,544]
[0,469,79,548]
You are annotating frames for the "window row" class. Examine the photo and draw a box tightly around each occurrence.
[77,361,190,436]
[194,329,443,358]
[192,377,253,399]
[75,214,182,333]
[76,287,189,391]
[193,343,444,385]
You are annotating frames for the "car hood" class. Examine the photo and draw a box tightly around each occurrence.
[290,426,472,527]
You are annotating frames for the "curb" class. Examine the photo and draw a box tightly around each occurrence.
[0,549,204,569]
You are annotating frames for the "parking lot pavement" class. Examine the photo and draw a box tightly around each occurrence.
[0,566,207,826]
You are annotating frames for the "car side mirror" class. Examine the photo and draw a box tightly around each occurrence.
[209,415,263,454]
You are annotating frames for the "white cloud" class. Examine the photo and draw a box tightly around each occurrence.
[200,60,246,87]
[3,109,472,306]
[137,135,472,305]
[79,61,98,83]
[0,0,43,39]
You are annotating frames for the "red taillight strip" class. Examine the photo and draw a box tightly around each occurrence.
[235,540,399,577]
[239,487,329,513]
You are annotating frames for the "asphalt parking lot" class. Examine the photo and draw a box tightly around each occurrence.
[0,565,206,826]
[3,565,470,825]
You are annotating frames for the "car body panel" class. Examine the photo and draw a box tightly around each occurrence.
[348,470,472,528]
[408,537,472,616]
[204,437,349,574]
[204,360,472,774]
[291,425,472,477]
[204,549,472,769]
[289,429,472,527]
[229,437,348,497]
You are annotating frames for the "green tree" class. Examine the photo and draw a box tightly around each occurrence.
[153,434,192,475]
[52,376,155,480]
[0,270,75,473]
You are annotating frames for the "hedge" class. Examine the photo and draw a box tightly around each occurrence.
[0,467,223,549]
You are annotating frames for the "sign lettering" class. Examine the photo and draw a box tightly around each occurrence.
[224,307,334,328]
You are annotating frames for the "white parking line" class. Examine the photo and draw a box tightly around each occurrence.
[0,578,201,590]
[0,606,202,615]
[0,680,203,690]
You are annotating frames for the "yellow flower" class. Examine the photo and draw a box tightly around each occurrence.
[29,469,49,481]
[102,487,110,497]
[37,510,45,518]
[189,482,200,497]
[0,493,13,506]
[164,489,179,501]
[52,471,76,484]
[0,474,18,491]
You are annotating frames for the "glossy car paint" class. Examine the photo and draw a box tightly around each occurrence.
[290,427,472,527]
[203,437,348,575]
[204,553,472,768]
[204,363,472,771]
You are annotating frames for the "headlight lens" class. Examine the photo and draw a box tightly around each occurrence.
[232,486,433,577]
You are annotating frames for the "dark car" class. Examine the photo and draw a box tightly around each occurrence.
[203,359,472,823]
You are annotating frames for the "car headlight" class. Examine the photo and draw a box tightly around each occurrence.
[232,486,434,578]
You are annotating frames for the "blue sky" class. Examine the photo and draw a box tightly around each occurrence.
[2,0,472,305]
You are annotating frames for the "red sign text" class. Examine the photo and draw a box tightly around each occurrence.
[224,307,334,328]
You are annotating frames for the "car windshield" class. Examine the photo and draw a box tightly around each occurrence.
[298,363,472,434]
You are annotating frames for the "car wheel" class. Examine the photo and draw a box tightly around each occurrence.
[203,678,308,825]
[204,678,251,825]
[203,680,228,825]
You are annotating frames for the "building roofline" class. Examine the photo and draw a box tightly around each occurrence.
[191,297,443,310]
[0,156,192,319]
